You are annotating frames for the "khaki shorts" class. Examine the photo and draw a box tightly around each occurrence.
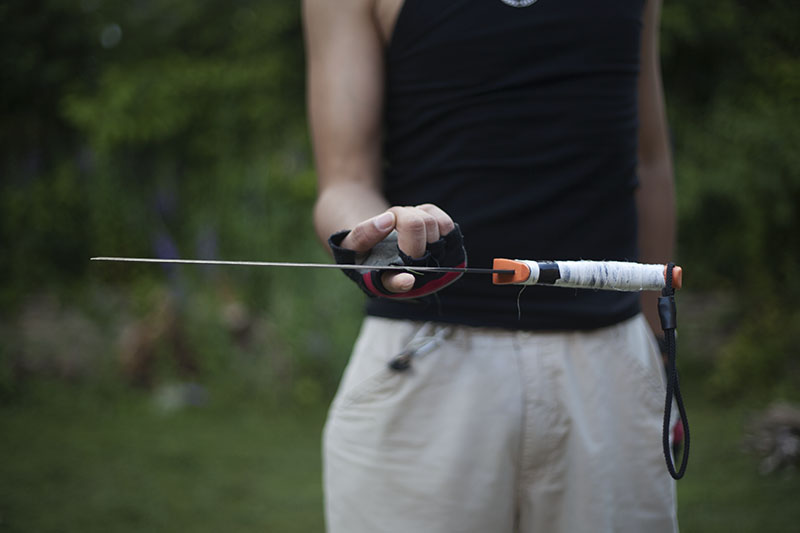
[323,315,678,533]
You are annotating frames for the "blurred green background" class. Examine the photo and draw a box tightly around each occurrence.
[1,0,798,531]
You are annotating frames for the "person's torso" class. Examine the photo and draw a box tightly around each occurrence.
[367,0,645,330]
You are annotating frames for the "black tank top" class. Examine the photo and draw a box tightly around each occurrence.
[366,0,646,330]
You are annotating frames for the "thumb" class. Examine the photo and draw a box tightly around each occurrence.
[340,211,396,253]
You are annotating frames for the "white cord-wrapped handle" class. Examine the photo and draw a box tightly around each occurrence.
[492,259,682,291]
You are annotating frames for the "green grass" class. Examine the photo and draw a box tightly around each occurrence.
[676,376,800,533]
[0,381,327,532]
[1,376,798,532]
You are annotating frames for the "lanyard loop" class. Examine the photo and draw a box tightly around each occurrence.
[659,262,690,479]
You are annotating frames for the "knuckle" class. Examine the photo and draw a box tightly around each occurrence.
[403,216,427,235]
[420,213,439,236]
[408,218,426,235]
[440,218,455,234]
[416,203,454,233]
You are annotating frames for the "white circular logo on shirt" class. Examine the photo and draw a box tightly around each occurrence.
[499,0,538,7]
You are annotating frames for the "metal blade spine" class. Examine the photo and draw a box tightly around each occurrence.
[90,257,511,275]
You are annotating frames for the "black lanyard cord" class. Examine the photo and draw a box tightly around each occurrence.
[660,262,690,479]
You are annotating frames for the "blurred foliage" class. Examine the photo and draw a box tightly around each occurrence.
[1,0,798,400]
[2,0,308,295]
[660,0,800,398]
[0,0,362,401]
[662,1,800,293]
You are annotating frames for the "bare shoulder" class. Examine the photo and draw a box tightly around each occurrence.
[374,0,405,44]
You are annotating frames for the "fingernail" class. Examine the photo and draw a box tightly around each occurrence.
[374,212,395,231]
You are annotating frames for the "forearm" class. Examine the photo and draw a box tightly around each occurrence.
[303,0,387,253]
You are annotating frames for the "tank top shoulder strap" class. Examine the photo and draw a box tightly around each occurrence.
[387,0,470,60]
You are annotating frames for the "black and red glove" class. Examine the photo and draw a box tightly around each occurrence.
[329,224,467,299]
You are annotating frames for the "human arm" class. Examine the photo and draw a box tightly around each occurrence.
[304,0,386,236]
[636,0,676,335]
[303,0,455,293]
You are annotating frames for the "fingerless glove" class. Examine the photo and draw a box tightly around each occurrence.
[329,224,467,299]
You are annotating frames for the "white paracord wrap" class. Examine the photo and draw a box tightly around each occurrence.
[517,260,667,291]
